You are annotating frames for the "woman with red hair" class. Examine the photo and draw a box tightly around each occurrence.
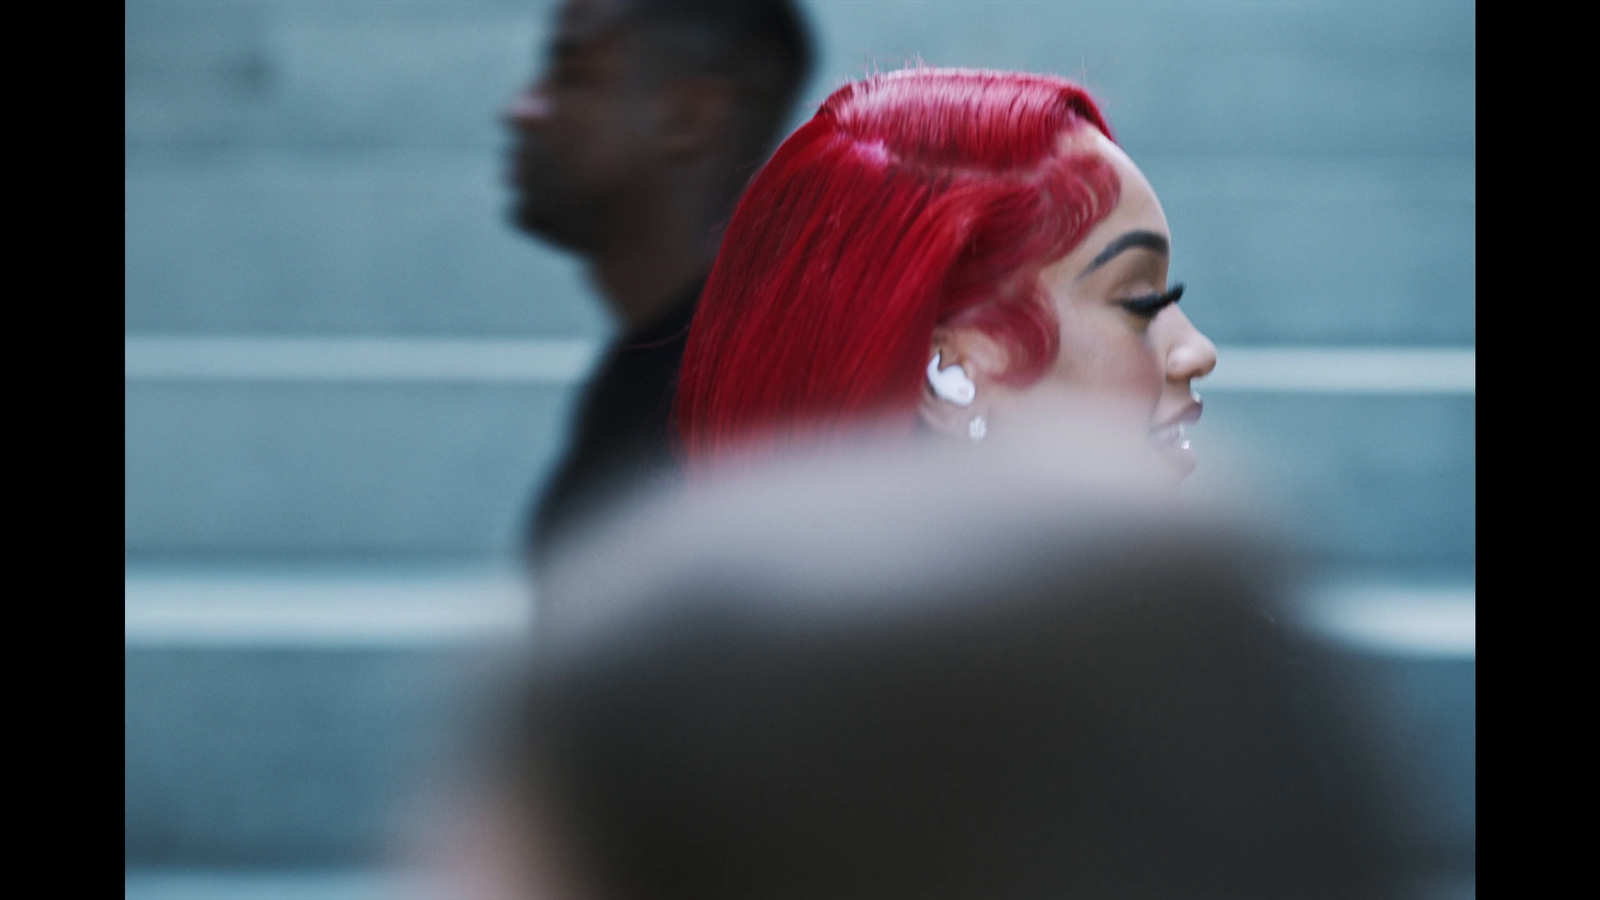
[675,67,1217,478]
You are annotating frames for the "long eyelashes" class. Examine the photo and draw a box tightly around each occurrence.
[1120,283,1184,319]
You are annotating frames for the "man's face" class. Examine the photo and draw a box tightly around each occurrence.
[504,0,656,252]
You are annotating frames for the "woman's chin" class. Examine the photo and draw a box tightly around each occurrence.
[1153,438,1198,479]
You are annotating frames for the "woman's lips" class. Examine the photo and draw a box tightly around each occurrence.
[1149,401,1202,476]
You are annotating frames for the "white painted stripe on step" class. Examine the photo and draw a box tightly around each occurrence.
[123,869,425,900]
[125,337,1474,394]
[124,569,534,647]
[123,336,603,384]
[1201,347,1474,394]
[1295,586,1474,657]
[126,569,1470,656]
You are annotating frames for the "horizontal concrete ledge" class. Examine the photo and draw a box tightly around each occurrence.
[1201,347,1474,394]
[124,336,602,385]
[123,869,427,900]
[122,868,1476,900]
[125,567,1472,656]
[1293,586,1475,657]
[124,566,534,648]
[126,336,1475,394]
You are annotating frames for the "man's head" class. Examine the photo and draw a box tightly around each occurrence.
[504,0,813,254]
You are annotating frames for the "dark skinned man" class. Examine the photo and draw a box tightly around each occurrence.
[504,0,813,565]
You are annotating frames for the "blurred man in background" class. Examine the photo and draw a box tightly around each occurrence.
[504,0,814,564]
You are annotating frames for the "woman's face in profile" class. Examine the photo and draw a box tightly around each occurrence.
[1022,130,1217,477]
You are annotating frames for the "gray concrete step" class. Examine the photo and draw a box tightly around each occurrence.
[124,564,533,868]
[124,378,579,558]
[124,375,1473,568]
[125,0,1473,156]
[124,568,1474,873]
[124,153,1472,344]
[125,0,1475,342]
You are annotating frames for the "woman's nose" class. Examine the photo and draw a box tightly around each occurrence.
[1162,311,1217,383]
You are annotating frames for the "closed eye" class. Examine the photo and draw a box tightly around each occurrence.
[1120,283,1184,319]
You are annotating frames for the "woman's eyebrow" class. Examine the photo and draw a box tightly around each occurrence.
[1077,230,1169,280]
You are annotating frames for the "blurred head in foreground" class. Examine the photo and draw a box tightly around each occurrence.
[676,67,1218,479]
[481,432,1396,900]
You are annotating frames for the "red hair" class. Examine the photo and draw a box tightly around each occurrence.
[676,67,1121,468]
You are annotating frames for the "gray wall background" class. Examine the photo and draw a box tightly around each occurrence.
[125,0,1475,571]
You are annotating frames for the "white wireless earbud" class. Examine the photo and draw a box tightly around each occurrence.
[927,352,976,407]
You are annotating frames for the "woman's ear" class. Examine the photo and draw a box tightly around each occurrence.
[918,328,1009,438]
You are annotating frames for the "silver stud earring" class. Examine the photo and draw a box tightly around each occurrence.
[967,415,988,441]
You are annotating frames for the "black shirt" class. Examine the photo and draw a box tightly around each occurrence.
[528,279,703,564]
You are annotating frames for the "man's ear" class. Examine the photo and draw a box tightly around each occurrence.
[653,76,736,160]
[918,328,1009,438]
